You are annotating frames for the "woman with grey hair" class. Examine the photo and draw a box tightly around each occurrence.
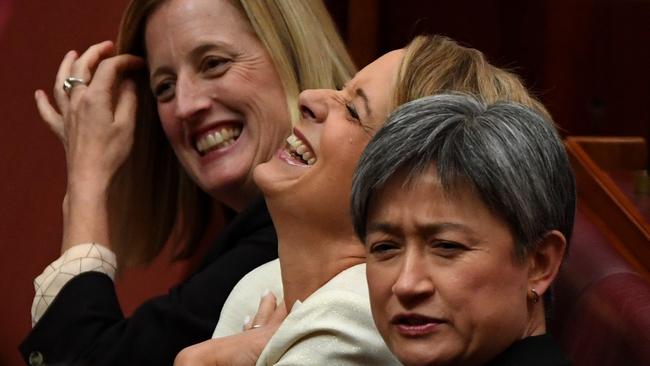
[351,93,574,366]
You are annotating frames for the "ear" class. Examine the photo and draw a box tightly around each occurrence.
[526,230,567,298]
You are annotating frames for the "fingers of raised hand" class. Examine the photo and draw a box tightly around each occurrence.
[70,54,144,115]
[35,90,65,143]
[68,41,115,93]
[61,56,143,178]
[114,78,138,134]
[91,54,145,92]
[53,50,79,114]
[94,78,138,167]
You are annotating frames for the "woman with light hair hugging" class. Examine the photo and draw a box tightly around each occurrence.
[351,93,574,365]
[185,35,554,365]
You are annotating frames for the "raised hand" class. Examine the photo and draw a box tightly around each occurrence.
[35,40,145,251]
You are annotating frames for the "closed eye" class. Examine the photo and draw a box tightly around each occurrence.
[367,241,401,260]
[335,84,361,122]
[346,102,360,120]
[430,240,468,257]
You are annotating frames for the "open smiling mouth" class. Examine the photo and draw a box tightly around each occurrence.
[195,125,242,155]
[285,133,317,165]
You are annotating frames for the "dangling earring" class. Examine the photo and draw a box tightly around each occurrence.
[529,288,540,304]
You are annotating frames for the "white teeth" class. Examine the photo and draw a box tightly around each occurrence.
[287,134,302,148]
[196,126,242,154]
[286,133,317,165]
[214,131,224,144]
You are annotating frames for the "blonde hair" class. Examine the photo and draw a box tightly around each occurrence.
[110,0,355,266]
[395,35,550,119]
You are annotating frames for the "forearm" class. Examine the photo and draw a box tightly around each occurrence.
[62,179,111,253]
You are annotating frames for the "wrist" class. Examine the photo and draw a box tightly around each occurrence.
[62,184,112,253]
[66,169,113,196]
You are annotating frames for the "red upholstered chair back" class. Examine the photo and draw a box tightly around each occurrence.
[551,207,650,365]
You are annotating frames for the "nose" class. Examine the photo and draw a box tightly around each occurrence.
[174,74,211,122]
[297,88,332,124]
[392,250,434,305]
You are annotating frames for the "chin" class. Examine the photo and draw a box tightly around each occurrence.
[396,354,454,366]
[187,166,255,209]
[253,153,309,200]
[388,340,459,366]
[392,347,432,366]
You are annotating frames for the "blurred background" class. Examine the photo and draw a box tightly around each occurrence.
[1,0,648,364]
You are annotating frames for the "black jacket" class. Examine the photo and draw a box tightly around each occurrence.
[20,197,278,366]
[486,334,571,366]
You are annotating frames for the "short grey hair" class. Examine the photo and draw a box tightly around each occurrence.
[351,93,576,260]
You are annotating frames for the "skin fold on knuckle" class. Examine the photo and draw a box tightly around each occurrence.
[95,58,114,76]
[174,344,209,366]
[76,92,97,113]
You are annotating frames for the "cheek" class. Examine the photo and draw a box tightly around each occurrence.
[443,261,529,334]
[157,105,183,145]
[327,133,368,169]
[240,83,289,140]
[366,264,394,331]
[367,264,392,305]
[259,104,290,139]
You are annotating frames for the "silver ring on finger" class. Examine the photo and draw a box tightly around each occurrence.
[63,77,88,96]
[251,324,263,329]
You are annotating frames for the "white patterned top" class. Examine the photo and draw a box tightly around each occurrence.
[31,243,116,326]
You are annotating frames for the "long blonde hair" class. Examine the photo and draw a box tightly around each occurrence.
[110,0,355,266]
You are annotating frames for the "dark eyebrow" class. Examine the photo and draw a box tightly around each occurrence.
[366,222,402,236]
[367,221,476,237]
[356,88,372,117]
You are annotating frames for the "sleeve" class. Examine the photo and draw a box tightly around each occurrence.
[258,290,401,366]
[19,226,278,366]
[31,243,117,326]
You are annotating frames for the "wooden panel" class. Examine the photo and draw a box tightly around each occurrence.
[566,137,650,274]
[346,0,379,67]
[571,136,647,171]
[335,0,650,138]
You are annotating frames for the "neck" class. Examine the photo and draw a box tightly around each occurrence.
[212,181,259,213]
[269,205,366,312]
